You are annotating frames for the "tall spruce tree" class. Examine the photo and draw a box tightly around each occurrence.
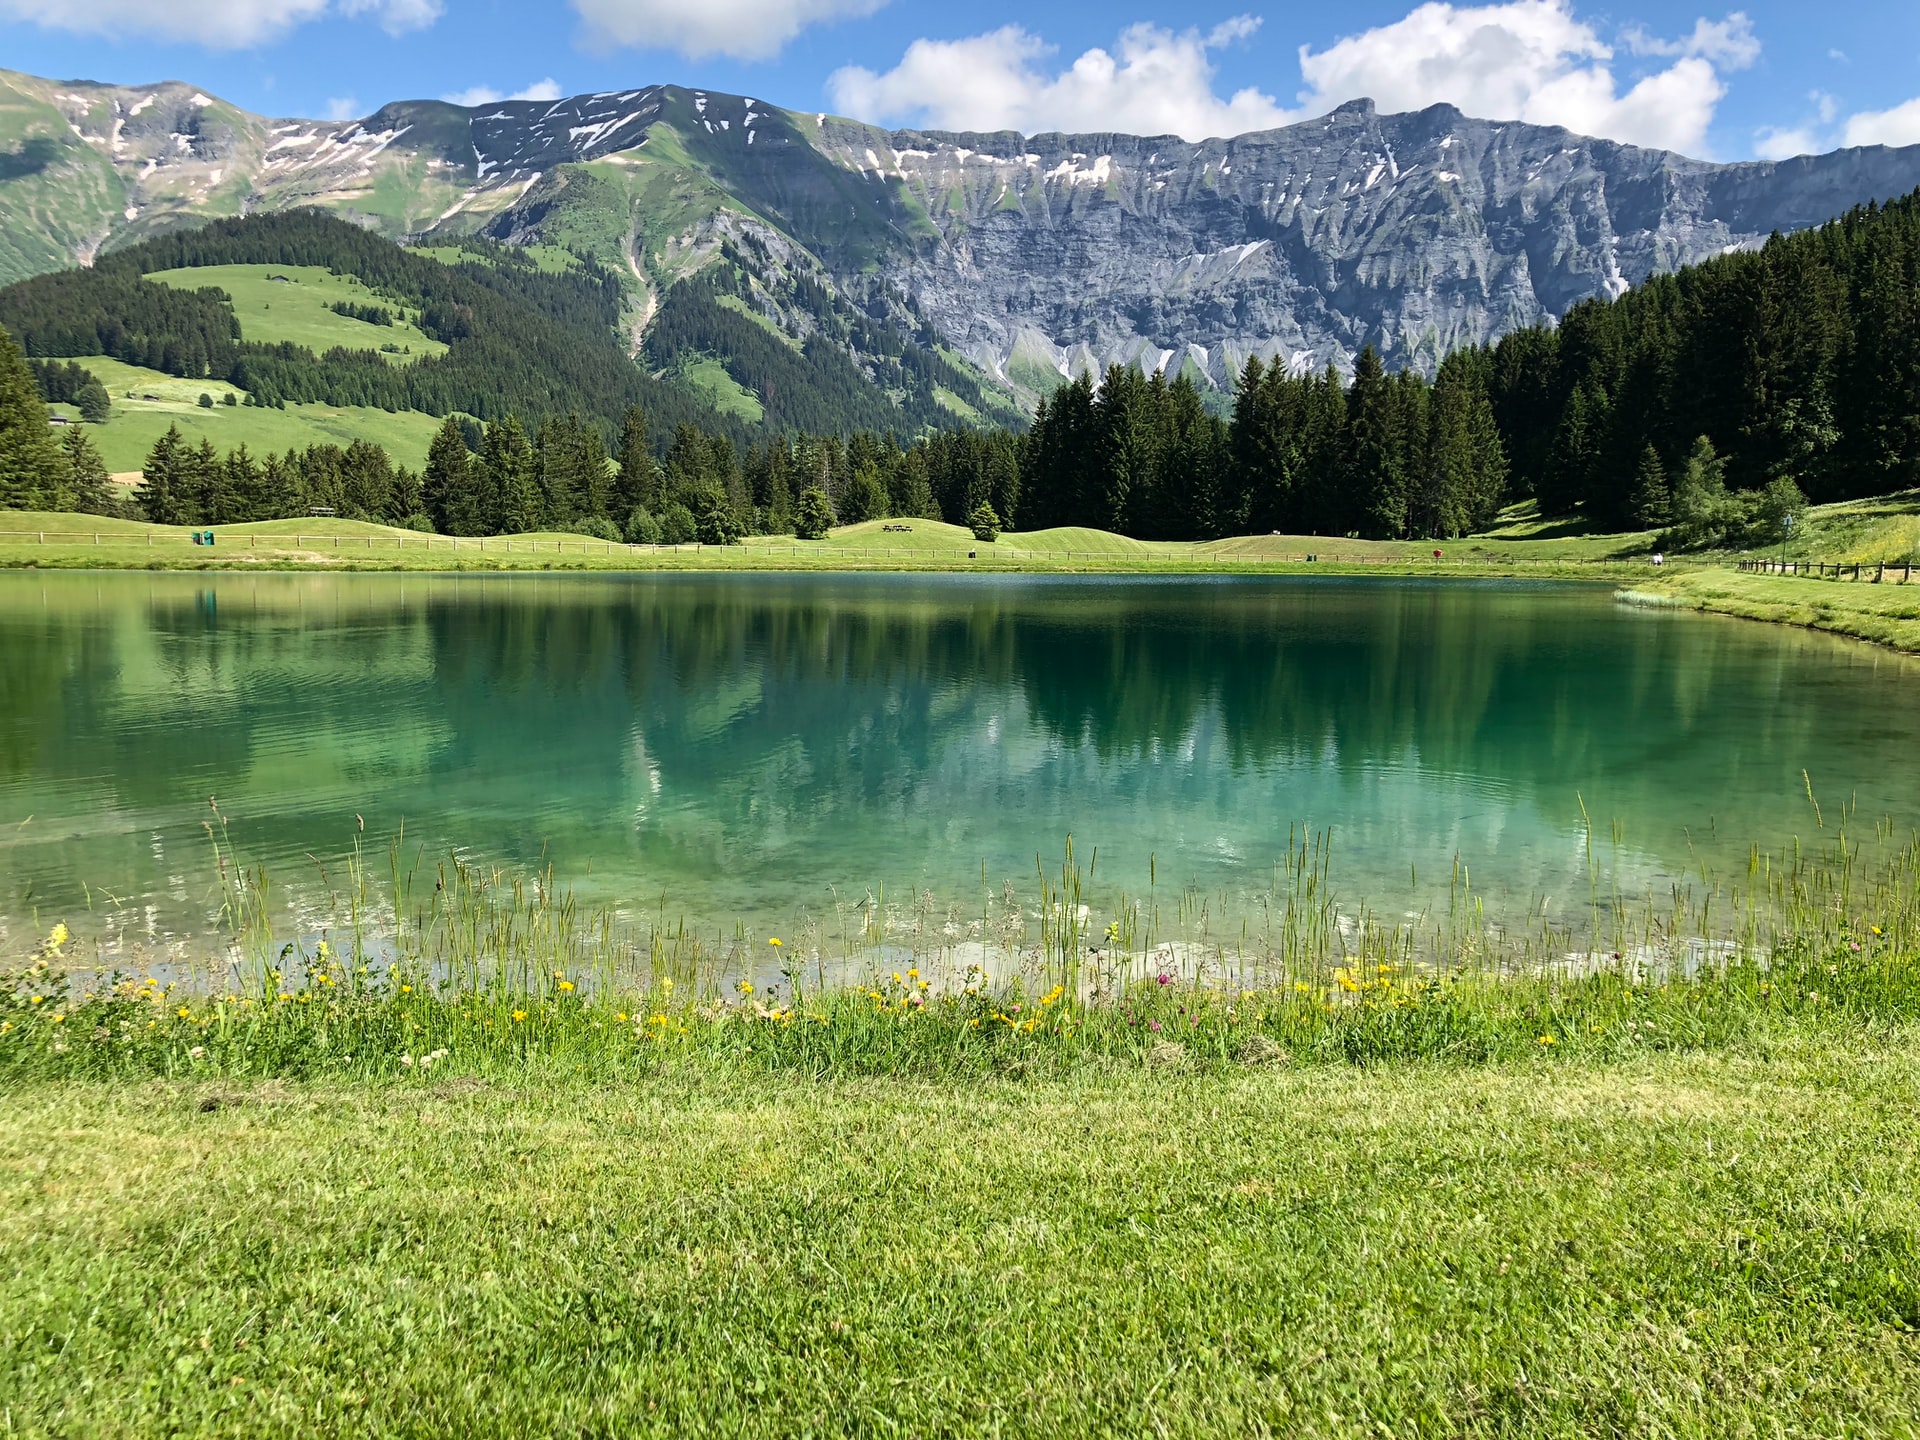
[0,321,64,510]
[481,416,538,534]
[60,425,114,516]
[138,425,188,525]
[1629,445,1671,529]
[423,416,475,535]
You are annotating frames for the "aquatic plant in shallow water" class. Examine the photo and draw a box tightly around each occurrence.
[4,813,1917,1080]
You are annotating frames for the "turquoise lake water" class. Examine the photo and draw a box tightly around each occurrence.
[2,571,1916,948]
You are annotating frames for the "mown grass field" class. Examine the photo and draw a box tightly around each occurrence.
[0,509,1664,576]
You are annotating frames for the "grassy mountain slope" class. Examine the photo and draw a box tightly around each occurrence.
[0,210,754,453]
[45,356,444,470]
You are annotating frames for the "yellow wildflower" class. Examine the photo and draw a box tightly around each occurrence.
[400,984,413,995]
[46,923,68,953]
[557,980,575,993]
[512,1009,528,1023]
[1537,1035,1557,1046]
[768,938,782,947]
[29,995,43,1006]
[176,1006,191,1019]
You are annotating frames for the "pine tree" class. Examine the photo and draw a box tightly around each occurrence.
[1629,445,1671,529]
[60,426,113,515]
[76,378,111,423]
[423,416,474,535]
[968,501,1001,542]
[138,425,188,524]
[696,492,743,545]
[1346,347,1407,538]
[615,406,658,517]
[0,321,65,510]
[186,437,225,524]
[341,439,394,521]
[838,464,888,524]
[481,416,538,534]
[224,445,265,523]
[794,485,834,540]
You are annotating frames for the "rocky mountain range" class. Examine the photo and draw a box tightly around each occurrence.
[5,65,1920,408]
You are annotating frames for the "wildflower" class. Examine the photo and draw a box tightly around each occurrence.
[51,1013,65,1025]
[907,969,919,980]
[0,1022,10,1034]
[557,981,575,993]
[401,1054,415,1067]
[400,985,413,995]
[512,1009,528,1023]
[1149,1020,1162,1032]
[1155,973,1173,986]
[1871,925,1884,937]
[176,1006,192,1019]
[738,981,754,995]
[188,1046,205,1060]
[768,937,782,948]
[1537,1035,1557,1046]
[661,978,674,993]
[29,996,43,1006]
[46,923,68,954]
[615,1012,628,1023]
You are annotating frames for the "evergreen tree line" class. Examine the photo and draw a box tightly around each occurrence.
[27,359,110,421]
[1486,189,1920,526]
[1016,349,1506,540]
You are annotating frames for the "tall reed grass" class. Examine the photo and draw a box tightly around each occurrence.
[4,794,1917,1081]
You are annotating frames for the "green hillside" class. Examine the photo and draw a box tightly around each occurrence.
[144,265,448,363]
[46,357,443,471]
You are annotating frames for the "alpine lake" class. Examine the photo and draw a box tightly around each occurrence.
[4,570,1917,958]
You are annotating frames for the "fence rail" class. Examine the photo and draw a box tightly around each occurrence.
[1737,557,1916,583]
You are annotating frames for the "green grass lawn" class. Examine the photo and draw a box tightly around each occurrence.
[142,264,448,363]
[1634,566,1920,654]
[4,1033,1917,1437]
[45,356,445,472]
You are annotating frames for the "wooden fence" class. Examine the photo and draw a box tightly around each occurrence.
[1737,558,1916,583]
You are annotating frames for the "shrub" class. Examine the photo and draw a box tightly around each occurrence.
[197,392,214,409]
[625,507,664,545]
[576,516,623,543]
[660,502,697,545]
[968,502,1001,543]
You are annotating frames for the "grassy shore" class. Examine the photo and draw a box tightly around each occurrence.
[4,822,1917,1432]
[4,1034,1918,1436]
[1631,566,1920,654]
[0,509,1662,577]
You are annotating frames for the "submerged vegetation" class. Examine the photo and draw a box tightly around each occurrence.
[8,807,1918,1084]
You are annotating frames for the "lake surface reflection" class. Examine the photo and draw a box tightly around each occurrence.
[2,571,1916,944]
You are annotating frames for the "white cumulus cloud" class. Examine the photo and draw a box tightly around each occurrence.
[443,78,566,107]
[1842,97,1920,150]
[0,0,435,47]
[336,0,439,35]
[828,18,1290,141]
[1293,1,1757,155]
[571,0,885,62]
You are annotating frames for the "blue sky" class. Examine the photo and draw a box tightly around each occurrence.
[3,0,1917,159]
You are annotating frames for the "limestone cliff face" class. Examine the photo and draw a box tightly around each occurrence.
[812,99,1920,390]
[7,68,1920,404]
